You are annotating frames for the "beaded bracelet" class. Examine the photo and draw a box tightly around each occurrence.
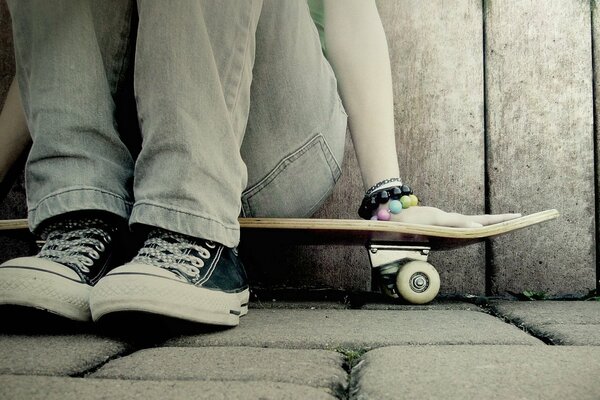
[358,180,418,220]
[364,178,403,197]
[371,194,419,221]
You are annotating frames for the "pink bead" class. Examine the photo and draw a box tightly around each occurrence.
[377,209,391,221]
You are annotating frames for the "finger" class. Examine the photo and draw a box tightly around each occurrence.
[468,222,484,228]
[438,213,484,228]
[469,213,522,226]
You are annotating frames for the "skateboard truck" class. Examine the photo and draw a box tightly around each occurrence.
[367,243,440,304]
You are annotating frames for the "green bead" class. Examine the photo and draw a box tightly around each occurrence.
[409,194,419,207]
[400,196,412,209]
[389,200,403,214]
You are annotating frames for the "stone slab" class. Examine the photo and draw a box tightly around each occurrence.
[249,300,349,310]
[485,0,595,295]
[358,300,482,311]
[0,375,337,400]
[166,309,542,349]
[524,324,600,346]
[249,300,481,311]
[0,334,129,376]
[491,301,600,325]
[91,347,346,395]
[491,300,600,345]
[350,345,600,400]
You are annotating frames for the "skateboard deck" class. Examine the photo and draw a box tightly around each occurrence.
[239,209,559,248]
[0,209,559,304]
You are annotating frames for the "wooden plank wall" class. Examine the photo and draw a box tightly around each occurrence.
[485,0,596,295]
[0,0,598,296]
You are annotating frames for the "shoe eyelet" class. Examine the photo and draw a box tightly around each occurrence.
[199,249,211,259]
[206,241,216,249]
[81,258,94,267]
[95,242,106,252]
[89,249,100,260]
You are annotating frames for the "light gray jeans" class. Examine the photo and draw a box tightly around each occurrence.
[8,0,347,247]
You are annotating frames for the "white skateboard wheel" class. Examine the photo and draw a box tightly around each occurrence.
[395,261,440,304]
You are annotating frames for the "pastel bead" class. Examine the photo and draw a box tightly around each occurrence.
[400,195,412,209]
[409,194,418,206]
[377,209,391,221]
[388,199,403,214]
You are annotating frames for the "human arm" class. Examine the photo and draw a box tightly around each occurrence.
[322,0,518,227]
[0,77,31,183]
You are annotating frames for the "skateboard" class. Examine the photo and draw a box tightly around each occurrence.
[0,209,559,304]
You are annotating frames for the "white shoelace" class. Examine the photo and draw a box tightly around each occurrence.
[38,224,111,273]
[133,230,215,280]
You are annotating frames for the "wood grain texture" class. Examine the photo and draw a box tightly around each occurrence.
[1,209,560,239]
[594,0,600,295]
[485,0,595,295]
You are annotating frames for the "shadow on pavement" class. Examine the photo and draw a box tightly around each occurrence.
[0,305,94,334]
[0,306,233,347]
[96,311,233,346]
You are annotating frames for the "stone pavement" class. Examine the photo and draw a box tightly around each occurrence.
[0,299,599,399]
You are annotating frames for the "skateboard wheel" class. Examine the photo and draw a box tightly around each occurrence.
[395,261,440,304]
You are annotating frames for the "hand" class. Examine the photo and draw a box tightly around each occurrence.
[379,205,521,228]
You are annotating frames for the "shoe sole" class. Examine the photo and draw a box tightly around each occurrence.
[0,267,91,321]
[90,273,249,326]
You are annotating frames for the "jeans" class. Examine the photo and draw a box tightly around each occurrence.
[8,0,347,247]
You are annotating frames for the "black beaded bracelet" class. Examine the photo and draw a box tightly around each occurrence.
[358,183,415,220]
[364,178,403,197]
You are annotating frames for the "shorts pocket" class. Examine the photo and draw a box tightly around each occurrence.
[241,134,341,218]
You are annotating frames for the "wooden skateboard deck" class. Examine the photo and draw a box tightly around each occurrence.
[0,208,559,239]
[239,209,559,249]
[0,209,559,304]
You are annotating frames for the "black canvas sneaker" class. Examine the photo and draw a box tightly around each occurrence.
[0,216,119,321]
[90,228,249,326]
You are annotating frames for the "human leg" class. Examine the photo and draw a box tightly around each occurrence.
[90,0,263,326]
[0,0,135,320]
[8,0,135,229]
[129,0,263,247]
[240,0,347,218]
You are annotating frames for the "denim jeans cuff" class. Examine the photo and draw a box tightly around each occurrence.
[28,186,133,233]
[130,201,241,247]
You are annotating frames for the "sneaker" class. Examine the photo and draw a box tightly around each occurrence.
[90,228,249,326]
[0,216,119,321]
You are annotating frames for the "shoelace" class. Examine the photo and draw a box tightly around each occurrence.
[38,218,112,274]
[133,229,215,281]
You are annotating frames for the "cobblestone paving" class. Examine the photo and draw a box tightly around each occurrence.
[1,301,599,399]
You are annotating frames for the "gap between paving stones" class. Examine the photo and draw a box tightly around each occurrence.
[480,303,555,345]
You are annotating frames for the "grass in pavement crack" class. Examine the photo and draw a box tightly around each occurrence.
[333,347,369,399]
[336,347,368,371]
